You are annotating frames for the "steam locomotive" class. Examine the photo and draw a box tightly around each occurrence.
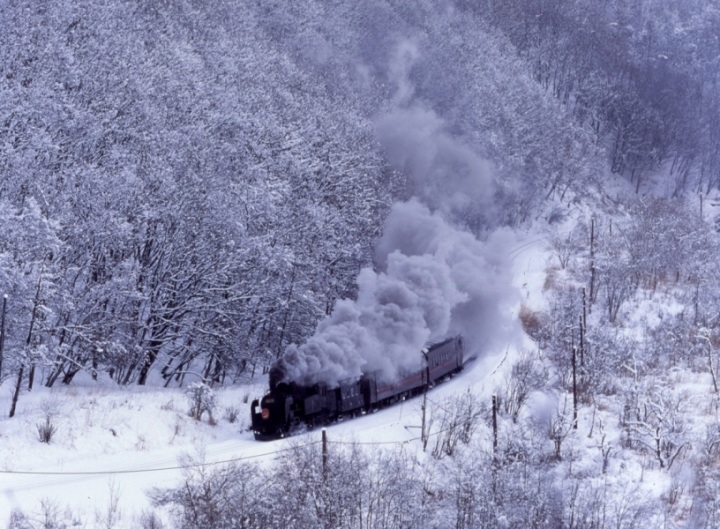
[251,336,464,440]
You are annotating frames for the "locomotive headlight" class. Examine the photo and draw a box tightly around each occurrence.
[261,408,270,420]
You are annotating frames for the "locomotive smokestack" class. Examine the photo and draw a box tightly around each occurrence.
[269,365,285,391]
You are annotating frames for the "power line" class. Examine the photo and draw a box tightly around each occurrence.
[0,441,322,477]
[0,396,488,476]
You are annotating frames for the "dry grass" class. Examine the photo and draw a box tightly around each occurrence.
[519,303,545,342]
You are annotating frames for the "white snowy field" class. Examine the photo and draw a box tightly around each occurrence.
[2,226,710,528]
[0,231,546,527]
[0,350,514,527]
[0,380,255,525]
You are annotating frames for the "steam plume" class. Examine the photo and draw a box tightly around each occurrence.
[276,39,518,387]
[279,200,517,387]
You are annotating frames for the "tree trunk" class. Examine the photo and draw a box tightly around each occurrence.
[27,364,35,391]
[0,295,6,380]
[137,350,157,386]
[9,364,24,418]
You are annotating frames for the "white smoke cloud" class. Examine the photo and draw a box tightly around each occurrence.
[281,215,466,385]
[277,39,519,387]
[376,36,497,225]
[388,38,420,107]
[376,106,497,223]
[376,200,519,355]
[279,200,518,387]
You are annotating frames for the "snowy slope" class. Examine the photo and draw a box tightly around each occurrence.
[0,232,541,527]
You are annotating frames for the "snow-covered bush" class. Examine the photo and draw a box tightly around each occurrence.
[184,383,216,423]
[6,498,78,529]
[36,415,57,444]
[427,391,484,459]
[497,352,548,423]
[137,510,166,529]
[222,405,240,424]
[151,457,261,529]
[36,400,59,444]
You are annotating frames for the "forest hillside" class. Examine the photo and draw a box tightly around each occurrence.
[1,1,720,528]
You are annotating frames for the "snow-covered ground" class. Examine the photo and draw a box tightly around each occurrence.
[0,381,250,524]
[0,229,548,527]
[0,359,512,526]
[4,221,711,528]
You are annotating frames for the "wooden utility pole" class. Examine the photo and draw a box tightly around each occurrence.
[579,315,585,367]
[589,217,596,309]
[421,388,428,450]
[491,394,499,498]
[421,351,430,450]
[322,428,328,482]
[572,345,578,429]
[581,288,587,367]
[492,395,498,455]
[582,287,587,335]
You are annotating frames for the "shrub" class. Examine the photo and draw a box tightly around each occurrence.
[185,382,216,422]
[138,510,166,529]
[223,406,240,424]
[37,415,57,444]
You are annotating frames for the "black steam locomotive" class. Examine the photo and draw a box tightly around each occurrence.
[251,336,464,440]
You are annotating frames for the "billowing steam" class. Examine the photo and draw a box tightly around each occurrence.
[376,106,496,225]
[276,39,519,387]
[279,200,517,387]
